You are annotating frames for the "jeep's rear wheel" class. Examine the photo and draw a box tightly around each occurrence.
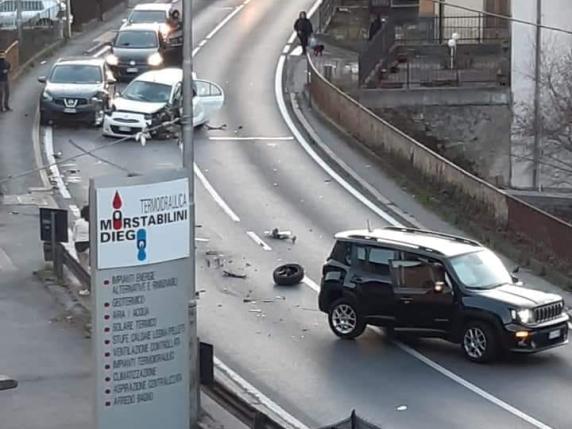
[328,298,365,340]
[462,322,497,363]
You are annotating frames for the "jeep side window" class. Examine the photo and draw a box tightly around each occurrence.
[392,253,445,289]
[352,245,395,276]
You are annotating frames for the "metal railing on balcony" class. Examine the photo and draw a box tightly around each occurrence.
[358,20,395,85]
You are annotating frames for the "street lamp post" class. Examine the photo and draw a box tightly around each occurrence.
[181,0,199,427]
[532,0,542,189]
[15,0,23,43]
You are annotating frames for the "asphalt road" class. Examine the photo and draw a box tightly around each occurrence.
[20,0,572,428]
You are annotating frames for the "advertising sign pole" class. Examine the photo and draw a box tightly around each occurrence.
[181,0,200,426]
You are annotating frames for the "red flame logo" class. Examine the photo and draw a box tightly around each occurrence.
[113,191,122,209]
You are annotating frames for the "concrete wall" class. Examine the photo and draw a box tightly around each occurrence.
[308,56,572,268]
[353,87,512,185]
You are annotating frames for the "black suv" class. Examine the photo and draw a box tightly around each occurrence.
[318,227,569,363]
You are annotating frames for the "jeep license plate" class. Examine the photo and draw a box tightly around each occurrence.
[549,329,561,340]
[127,67,138,73]
[63,108,77,114]
[118,126,131,132]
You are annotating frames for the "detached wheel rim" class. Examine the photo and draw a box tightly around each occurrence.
[332,304,357,335]
[464,327,487,359]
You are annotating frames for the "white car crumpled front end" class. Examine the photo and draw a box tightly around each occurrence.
[102,110,151,138]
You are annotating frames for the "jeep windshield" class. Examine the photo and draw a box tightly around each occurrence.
[50,64,102,84]
[115,30,158,48]
[450,249,512,289]
[128,10,167,24]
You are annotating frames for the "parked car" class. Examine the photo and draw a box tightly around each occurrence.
[105,24,168,81]
[102,68,224,138]
[38,57,116,126]
[0,0,67,29]
[318,227,569,363]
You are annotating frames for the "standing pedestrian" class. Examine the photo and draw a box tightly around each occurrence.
[73,205,90,295]
[294,11,313,55]
[0,50,11,112]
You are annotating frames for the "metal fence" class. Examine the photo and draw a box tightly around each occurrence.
[358,20,395,85]
[0,0,66,29]
[397,15,510,45]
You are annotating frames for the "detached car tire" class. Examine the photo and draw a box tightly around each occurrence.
[328,298,366,340]
[273,263,304,286]
[461,321,498,363]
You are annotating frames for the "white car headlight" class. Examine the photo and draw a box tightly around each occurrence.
[515,308,534,324]
[148,52,163,66]
[105,54,119,66]
[42,90,53,101]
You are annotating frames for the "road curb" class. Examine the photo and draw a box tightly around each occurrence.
[0,374,18,391]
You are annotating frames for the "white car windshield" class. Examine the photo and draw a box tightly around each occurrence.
[50,65,102,84]
[122,81,171,103]
[115,30,158,48]
[450,249,512,289]
[128,10,166,23]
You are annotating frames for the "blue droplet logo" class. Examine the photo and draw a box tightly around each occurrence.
[136,229,147,261]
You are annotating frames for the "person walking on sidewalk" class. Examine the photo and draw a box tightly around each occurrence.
[0,50,11,112]
[73,205,90,295]
[294,11,313,55]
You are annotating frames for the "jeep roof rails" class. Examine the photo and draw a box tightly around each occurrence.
[383,226,481,247]
[346,234,445,256]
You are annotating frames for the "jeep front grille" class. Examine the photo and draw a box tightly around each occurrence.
[534,302,563,324]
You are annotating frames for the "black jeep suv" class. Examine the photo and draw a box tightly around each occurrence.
[318,227,569,363]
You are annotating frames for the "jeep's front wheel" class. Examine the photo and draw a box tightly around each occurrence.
[328,298,365,340]
[462,322,498,363]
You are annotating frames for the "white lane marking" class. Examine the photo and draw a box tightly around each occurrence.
[92,45,110,58]
[69,204,80,218]
[209,136,294,141]
[32,107,51,189]
[205,4,244,40]
[214,357,310,429]
[302,276,320,292]
[194,163,240,222]
[199,39,207,47]
[246,231,272,251]
[192,46,201,57]
[0,247,16,272]
[43,126,72,200]
[274,56,404,227]
[282,44,290,54]
[395,341,553,429]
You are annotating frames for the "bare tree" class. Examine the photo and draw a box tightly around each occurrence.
[513,47,572,188]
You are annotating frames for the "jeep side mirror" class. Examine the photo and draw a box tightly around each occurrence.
[38,76,47,83]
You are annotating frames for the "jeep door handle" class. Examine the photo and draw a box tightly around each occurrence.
[351,276,363,283]
[399,298,412,304]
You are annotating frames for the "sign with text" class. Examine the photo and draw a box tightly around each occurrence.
[96,177,190,269]
[90,170,191,429]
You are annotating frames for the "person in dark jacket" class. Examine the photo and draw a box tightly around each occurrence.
[0,50,11,112]
[368,15,382,40]
[294,11,313,55]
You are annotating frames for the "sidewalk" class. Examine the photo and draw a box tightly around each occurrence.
[284,50,572,305]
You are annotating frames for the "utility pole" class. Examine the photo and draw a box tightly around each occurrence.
[532,0,542,189]
[181,0,199,427]
[64,0,72,40]
[15,0,22,43]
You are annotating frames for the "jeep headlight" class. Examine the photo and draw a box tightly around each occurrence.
[42,90,53,101]
[512,308,534,324]
[148,52,163,66]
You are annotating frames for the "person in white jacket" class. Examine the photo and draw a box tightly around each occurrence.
[73,205,90,295]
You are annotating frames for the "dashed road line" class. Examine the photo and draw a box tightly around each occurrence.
[205,3,245,40]
[0,247,16,272]
[246,231,272,251]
